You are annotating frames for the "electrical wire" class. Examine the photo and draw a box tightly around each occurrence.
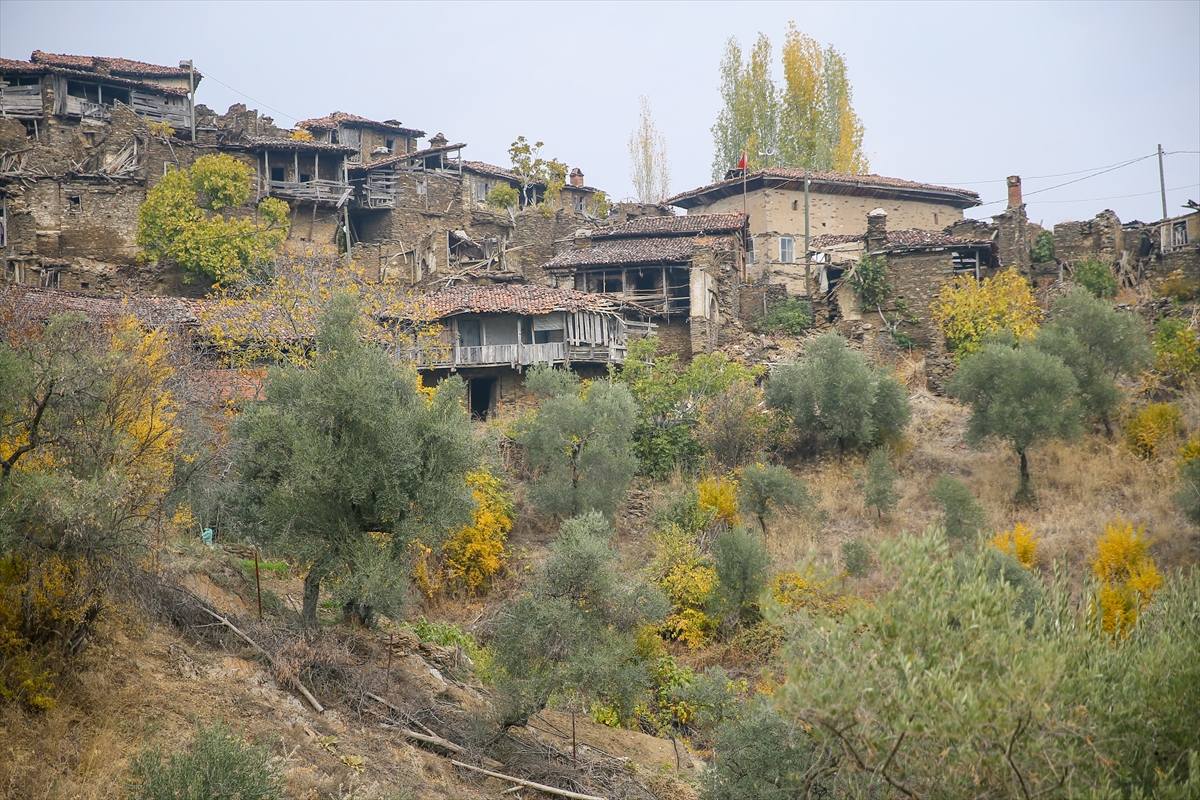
[198,71,301,124]
[1029,183,1200,204]
[929,149,1199,188]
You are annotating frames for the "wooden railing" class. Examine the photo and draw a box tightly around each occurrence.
[408,341,625,368]
[267,179,352,205]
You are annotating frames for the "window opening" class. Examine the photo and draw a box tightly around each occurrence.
[792,199,798,211]
[1172,220,1190,249]
[780,236,795,264]
[299,173,311,183]
[67,194,82,212]
[271,166,285,182]
[747,236,756,265]
[385,138,395,152]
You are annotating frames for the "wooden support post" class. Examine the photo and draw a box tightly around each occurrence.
[254,549,262,621]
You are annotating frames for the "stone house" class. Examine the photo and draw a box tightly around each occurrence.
[667,167,980,296]
[542,213,748,358]
[296,111,424,165]
[413,282,653,420]
[808,209,996,350]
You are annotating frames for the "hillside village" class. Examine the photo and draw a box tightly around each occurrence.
[1,48,1200,800]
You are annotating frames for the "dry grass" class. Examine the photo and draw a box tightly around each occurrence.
[767,388,1200,592]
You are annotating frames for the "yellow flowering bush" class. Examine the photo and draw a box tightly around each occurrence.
[649,524,718,648]
[989,523,1041,569]
[1090,518,1163,641]
[770,571,855,617]
[1125,402,1181,459]
[441,469,513,597]
[698,475,740,527]
[931,268,1040,358]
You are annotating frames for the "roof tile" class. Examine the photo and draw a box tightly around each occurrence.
[594,212,748,239]
[30,50,195,78]
[669,167,980,207]
[297,111,425,138]
[423,283,642,317]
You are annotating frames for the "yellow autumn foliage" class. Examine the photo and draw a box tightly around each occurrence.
[931,268,1041,359]
[1124,402,1182,459]
[441,469,513,597]
[199,254,447,369]
[1090,518,1163,641]
[698,475,740,527]
[649,523,718,648]
[989,523,1041,569]
[770,571,855,617]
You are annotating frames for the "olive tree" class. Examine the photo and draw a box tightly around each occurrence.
[231,294,477,626]
[948,342,1081,502]
[765,332,910,453]
[515,366,637,517]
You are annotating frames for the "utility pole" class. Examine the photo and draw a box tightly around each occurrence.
[804,168,811,298]
[1157,144,1168,221]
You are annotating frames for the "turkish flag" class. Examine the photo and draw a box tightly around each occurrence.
[737,153,747,170]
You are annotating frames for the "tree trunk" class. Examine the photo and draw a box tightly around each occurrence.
[301,568,322,628]
[1017,449,1033,503]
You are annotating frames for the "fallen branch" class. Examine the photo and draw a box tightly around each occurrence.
[366,691,437,736]
[199,606,324,713]
[449,759,606,800]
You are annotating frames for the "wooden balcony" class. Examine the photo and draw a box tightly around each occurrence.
[0,85,42,116]
[409,341,626,369]
[267,179,352,205]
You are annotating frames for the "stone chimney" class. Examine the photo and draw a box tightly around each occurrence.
[1007,175,1023,208]
[569,168,585,188]
[429,132,448,148]
[866,208,888,252]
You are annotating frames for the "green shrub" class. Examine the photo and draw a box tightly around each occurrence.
[737,463,820,536]
[850,254,891,310]
[930,475,988,543]
[126,719,281,800]
[751,297,813,335]
[1073,256,1119,299]
[858,447,899,517]
[485,184,519,210]
[1159,269,1200,302]
[711,527,771,627]
[841,538,871,577]
[1154,318,1200,379]
[705,699,832,800]
[516,366,638,517]
[766,332,911,453]
[1032,230,1055,263]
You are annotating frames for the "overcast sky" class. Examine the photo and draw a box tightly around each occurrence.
[3,0,1197,226]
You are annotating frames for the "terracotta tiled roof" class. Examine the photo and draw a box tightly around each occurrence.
[0,55,190,95]
[1,285,200,326]
[669,167,980,209]
[809,229,993,252]
[351,142,467,172]
[423,283,641,317]
[594,212,748,239]
[545,237,697,271]
[242,136,359,154]
[460,160,522,183]
[30,50,196,79]
[297,111,425,138]
[0,56,44,73]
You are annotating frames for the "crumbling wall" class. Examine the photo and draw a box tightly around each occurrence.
[887,250,954,349]
[1054,210,1124,266]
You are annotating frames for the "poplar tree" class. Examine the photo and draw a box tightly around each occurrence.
[710,25,868,180]
[628,96,671,204]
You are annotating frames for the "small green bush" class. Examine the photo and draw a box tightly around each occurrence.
[705,699,830,800]
[738,463,820,536]
[930,475,988,543]
[126,719,281,800]
[712,527,771,627]
[858,447,898,517]
[1154,318,1200,378]
[850,254,891,310]
[1031,230,1055,263]
[751,297,813,335]
[485,184,519,210]
[841,538,871,577]
[1072,256,1118,299]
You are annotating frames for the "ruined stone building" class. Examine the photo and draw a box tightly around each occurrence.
[667,167,981,295]
[541,213,749,358]
[809,209,997,347]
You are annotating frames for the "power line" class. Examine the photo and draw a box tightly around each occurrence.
[199,71,301,124]
[929,150,1198,187]
[1029,183,1200,205]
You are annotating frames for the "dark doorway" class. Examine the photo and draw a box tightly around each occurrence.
[469,377,496,421]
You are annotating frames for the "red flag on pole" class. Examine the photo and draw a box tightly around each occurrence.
[737,153,747,170]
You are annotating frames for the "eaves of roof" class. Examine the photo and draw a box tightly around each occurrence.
[669,168,980,210]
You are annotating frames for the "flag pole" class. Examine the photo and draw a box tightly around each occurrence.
[742,150,747,216]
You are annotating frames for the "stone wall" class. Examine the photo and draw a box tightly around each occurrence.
[887,250,954,349]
